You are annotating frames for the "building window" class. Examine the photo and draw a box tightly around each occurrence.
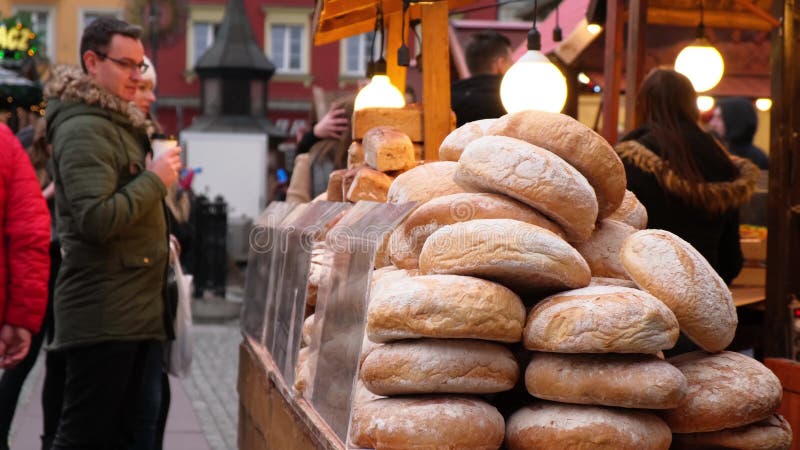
[341,32,382,77]
[186,5,224,71]
[13,7,55,61]
[193,22,220,65]
[264,7,312,76]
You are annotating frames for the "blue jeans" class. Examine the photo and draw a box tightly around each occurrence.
[52,340,163,450]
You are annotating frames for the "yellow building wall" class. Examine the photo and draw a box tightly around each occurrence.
[0,0,125,65]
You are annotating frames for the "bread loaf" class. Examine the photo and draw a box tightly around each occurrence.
[506,402,672,450]
[346,166,393,202]
[662,351,783,433]
[363,126,415,172]
[327,169,346,202]
[671,414,792,450]
[294,346,312,393]
[387,161,466,204]
[621,229,737,352]
[455,135,598,241]
[360,339,518,395]
[370,265,418,293]
[302,313,314,346]
[439,118,496,162]
[575,219,636,279]
[351,396,505,450]
[419,219,591,294]
[347,141,364,168]
[390,193,565,270]
[589,277,638,288]
[353,105,423,141]
[367,274,526,343]
[487,110,626,219]
[523,286,679,353]
[609,189,648,229]
[525,352,687,409]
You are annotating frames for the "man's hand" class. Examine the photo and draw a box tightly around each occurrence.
[313,107,349,140]
[146,146,183,189]
[0,324,32,369]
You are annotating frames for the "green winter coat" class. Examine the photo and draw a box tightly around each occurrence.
[45,66,170,350]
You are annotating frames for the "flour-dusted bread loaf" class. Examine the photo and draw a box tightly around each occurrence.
[621,229,737,352]
[367,274,525,343]
[524,286,679,353]
[609,189,648,229]
[390,193,565,270]
[589,276,638,288]
[662,351,783,433]
[347,141,365,168]
[419,219,591,294]
[351,396,505,450]
[671,414,792,450]
[346,166,393,202]
[525,352,687,409]
[439,118,496,162]
[455,135,598,242]
[301,313,315,346]
[360,339,519,395]
[506,402,672,450]
[575,219,636,279]
[370,265,418,293]
[487,110,626,220]
[387,161,466,204]
[294,346,312,393]
[362,126,415,172]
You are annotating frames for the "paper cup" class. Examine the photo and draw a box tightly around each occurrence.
[152,138,178,160]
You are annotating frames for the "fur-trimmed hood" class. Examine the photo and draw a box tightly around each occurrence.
[615,139,760,214]
[44,65,148,132]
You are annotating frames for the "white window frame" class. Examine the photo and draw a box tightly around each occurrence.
[185,5,224,71]
[78,8,123,36]
[12,5,56,61]
[339,31,382,78]
[264,7,311,76]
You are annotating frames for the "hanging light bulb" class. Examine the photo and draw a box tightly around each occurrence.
[354,0,406,111]
[674,1,724,93]
[500,0,568,113]
[755,98,772,111]
[696,95,715,112]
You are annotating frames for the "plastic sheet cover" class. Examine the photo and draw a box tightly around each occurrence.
[264,201,352,384]
[240,201,298,341]
[305,201,416,442]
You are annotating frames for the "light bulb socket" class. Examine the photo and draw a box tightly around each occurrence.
[696,23,705,39]
[553,26,563,42]
[397,45,410,67]
[366,60,375,78]
[373,58,387,75]
[527,28,542,51]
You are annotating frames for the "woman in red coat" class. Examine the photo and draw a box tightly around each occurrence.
[0,121,49,369]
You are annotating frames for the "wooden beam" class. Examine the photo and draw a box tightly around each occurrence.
[385,11,408,95]
[315,20,375,46]
[601,0,624,144]
[421,1,452,160]
[624,0,647,132]
[732,0,781,29]
[647,8,773,31]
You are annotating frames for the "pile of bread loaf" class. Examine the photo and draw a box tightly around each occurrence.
[349,110,792,450]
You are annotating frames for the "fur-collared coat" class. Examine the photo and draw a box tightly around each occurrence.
[616,126,760,284]
[45,66,171,350]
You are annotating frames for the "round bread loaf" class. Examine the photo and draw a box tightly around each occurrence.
[387,161,466,204]
[621,229,737,352]
[609,189,648,229]
[367,274,526,343]
[523,286,679,353]
[454,135,598,242]
[525,352,687,409]
[391,193,565,270]
[662,351,783,433]
[301,313,314,346]
[506,402,672,450]
[419,219,591,294]
[370,265,417,293]
[671,414,792,450]
[575,219,636,279]
[589,276,638,288]
[360,339,519,395]
[487,110,625,220]
[439,118,496,161]
[351,396,505,450]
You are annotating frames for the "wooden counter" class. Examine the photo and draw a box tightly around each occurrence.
[731,285,766,308]
[238,336,344,450]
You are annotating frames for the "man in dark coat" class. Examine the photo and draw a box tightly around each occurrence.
[451,31,513,126]
[709,97,769,170]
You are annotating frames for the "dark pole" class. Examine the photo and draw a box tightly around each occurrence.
[149,0,160,120]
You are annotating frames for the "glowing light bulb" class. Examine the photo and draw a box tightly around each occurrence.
[674,39,724,93]
[354,75,405,111]
[500,50,567,114]
[587,23,602,35]
[696,95,715,112]
[755,98,772,111]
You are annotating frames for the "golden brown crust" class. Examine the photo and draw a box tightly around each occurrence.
[387,161,466,204]
[439,119,496,161]
[363,126,415,171]
[575,219,636,279]
[608,190,648,229]
[671,414,792,450]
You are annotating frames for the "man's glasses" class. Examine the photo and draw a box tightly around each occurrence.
[94,51,149,74]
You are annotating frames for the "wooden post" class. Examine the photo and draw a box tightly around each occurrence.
[764,0,800,359]
[601,0,624,144]
[385,10,408,94]
[421,0,451,160]
[625,0,647,132]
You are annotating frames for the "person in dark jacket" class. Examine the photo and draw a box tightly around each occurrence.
[615,69,759,285]
[45,17,182,450]
[451,31,513,126]
[709,97,769,170]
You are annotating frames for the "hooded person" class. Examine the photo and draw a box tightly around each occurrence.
[710,97,769,170]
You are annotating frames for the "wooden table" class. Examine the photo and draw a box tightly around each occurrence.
[731,285,766,308]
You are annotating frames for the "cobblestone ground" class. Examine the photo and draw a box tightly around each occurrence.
[183,319,242,450]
